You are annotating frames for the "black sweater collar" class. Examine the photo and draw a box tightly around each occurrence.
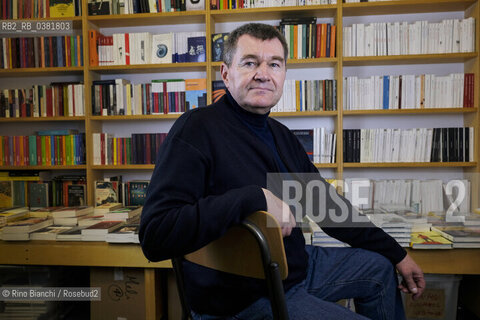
[225,90,270,129]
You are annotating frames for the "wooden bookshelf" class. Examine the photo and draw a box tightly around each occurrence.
[1,1,479,316]
[0,241,479,275]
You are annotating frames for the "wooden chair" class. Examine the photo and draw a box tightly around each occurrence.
[172,210,289,320]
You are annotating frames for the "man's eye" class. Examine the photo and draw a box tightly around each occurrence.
[271,63,280,68]
[244,61,256,67]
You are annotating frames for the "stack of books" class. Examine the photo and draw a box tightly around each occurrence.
[365,211,412,247]
[2,217,53,241]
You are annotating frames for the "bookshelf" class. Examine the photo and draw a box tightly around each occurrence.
[0,0,477,221]
[0,0,479,317]
[0,0,476,217]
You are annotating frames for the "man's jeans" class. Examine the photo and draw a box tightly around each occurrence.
[192,245,406,320]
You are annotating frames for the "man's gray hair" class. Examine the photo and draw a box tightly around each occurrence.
[223,23,289,66]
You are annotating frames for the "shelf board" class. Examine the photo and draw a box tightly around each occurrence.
[87,11,206,27]
[211,57,337,68]
[314,163,337,168]
[343,53,477,66]
[0,116,86,122]
[344,162,477,168]
[1,16,83,28]
[343,0,477,16]
[271,111,337,117]
[89,62,207,73]
[0,165,87,170]
[210,5,337,22]
[0,241,170,268]
[343,108,478,115]
[90,114,182,120]
[0,66,83,76]
[91,165,155,170]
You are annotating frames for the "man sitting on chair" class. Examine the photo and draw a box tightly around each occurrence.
[139,23,425,320]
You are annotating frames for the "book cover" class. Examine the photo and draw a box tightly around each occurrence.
[0,181,13,208]
[410,231,452,249]
[3,217,53,234]
[128,181,149,206]
[28,182,49,208]
[187,36,206,62]
[186,0,204,10]
[49,0,75,17]
[291,129,314,161]
[185,78,207,110]
[67,184,86,206]
[56,226,85,241]
[211,33,229,62]
[88,0,111,15]
[95,181,119,206]
[52,206,93,218]
[432,226,480,243]
[30,225,73,240]
[94,202,123,213]
[82,220,124,235]
[212,80,226,103]
[105,223,140,243]
[151,33,173,64]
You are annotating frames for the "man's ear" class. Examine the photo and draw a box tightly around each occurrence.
[220,63,229,89]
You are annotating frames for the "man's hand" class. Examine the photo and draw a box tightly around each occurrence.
[262,188,296,237]
[396,254,425,300]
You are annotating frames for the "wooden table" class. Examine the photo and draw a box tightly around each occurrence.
[1,242,479,319]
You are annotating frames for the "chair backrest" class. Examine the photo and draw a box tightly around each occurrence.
[184,210,288,279]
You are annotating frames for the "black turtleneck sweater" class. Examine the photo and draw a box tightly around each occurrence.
[139,92,407,316]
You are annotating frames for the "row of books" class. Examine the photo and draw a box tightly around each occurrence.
[0,36,84,69]
[292,128,336,163]
[0,205,141,242]
[89,31,206,66]
[210,0,336,9]
[92,133,167,165]
[343,73,475,110]
[0,175,88,209]
[343,18,476,57]
[0,0,81,19]
[0,132,86,166]
[279,18,336,59]
[96,179,149,206]
[88,0,204,15]
[343,127,475,163]
[91,78,207,116]
[366,209,480,249]
[345,178,470,215]
[270,79,337,112]
[0,83,85,118]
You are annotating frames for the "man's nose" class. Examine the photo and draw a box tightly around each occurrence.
[254,63,270,81]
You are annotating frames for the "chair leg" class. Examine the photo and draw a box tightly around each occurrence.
[172,257,193,320]
[242,221,290,320]
[266,262,289,320]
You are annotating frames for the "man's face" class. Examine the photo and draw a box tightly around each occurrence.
[221,35,286,115]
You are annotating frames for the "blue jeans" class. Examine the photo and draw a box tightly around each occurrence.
[192,246,405,320]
